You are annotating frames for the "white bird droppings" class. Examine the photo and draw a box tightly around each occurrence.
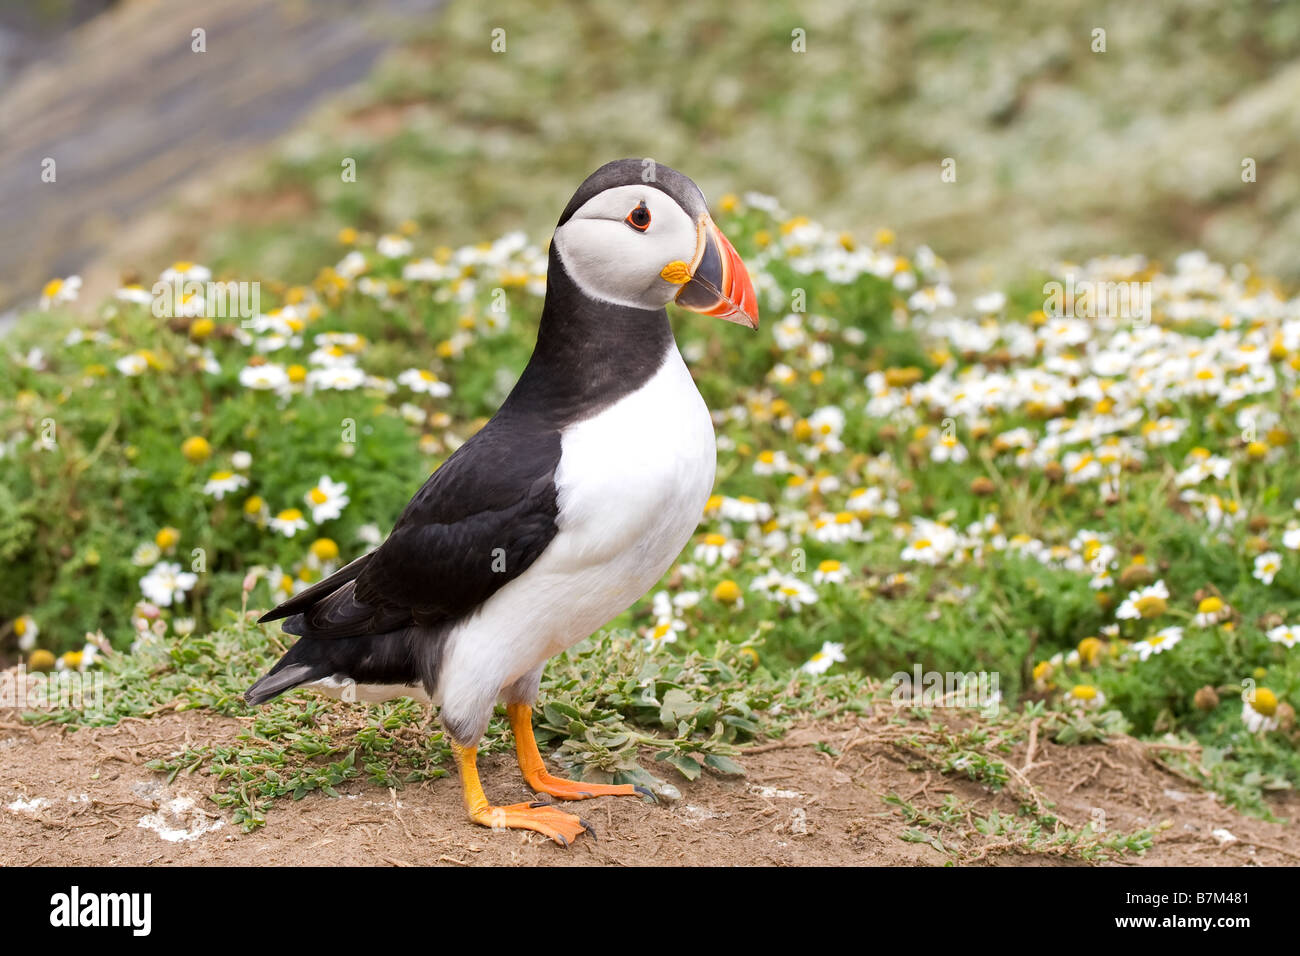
[1211,828,1237,846]
[137,795,225,843]
[7,795,49,814]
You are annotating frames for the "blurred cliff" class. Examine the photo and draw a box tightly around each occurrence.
[4,0,1299,320]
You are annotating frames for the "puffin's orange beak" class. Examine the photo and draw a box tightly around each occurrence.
[670,215,759,329]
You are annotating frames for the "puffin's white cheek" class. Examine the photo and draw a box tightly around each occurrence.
[555,223,679,310]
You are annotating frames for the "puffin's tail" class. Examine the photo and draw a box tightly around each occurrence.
[244,638,332,706]
[245,626,434,707]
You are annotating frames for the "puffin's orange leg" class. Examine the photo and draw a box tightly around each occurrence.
[508,702,653,801]
[452,742,592,846]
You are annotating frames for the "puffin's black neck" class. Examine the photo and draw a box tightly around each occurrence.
[503,245,677,426]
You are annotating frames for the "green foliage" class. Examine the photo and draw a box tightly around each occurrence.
[28,615,864,828]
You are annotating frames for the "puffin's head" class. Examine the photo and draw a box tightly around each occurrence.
[551,159,759,329]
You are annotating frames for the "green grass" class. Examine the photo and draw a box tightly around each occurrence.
[27,614,868,831]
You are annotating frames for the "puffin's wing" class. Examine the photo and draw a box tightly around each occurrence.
[257,420,561,640]
[257,553,371,623]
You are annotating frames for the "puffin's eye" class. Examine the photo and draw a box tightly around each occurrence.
[625,202,651,232]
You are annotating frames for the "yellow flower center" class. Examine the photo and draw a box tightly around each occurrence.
[1135,595,1167,618]
[310,538,340,561]
[1077,637,1102,666]
[181,436,212,463]
[713,580,741,604]
[1252,688,1278,716]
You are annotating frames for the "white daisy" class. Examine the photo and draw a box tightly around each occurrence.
[115,353,149,376]
[270,508,310,538]
[769,575,819,608]
[132,542,162,567]
[812,559,848,584]
[1266,625,1299,649]
[1193,596,1230,628]
[397,368,452,397]
[1062,684,1106,710]
[139,562,198,608]
[1253,552,1281,586]
[202,470,249,500]
[693,533,740,566]
[377,234,413,258]
[1115,580,1170,621]
[40,275,82,310]
[643,619,681,652]
[307,366,367,391]
[1241,689,1280,734]
[801,641,846,675]
[14,615,38,652]
[238,363,289,391]
[304,475,350,523]
[1131,626,1183,661]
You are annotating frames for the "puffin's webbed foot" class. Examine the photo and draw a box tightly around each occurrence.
[453,742,593,846]
[508,702,655,802]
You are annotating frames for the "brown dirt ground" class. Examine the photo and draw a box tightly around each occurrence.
[2,709,1296,866]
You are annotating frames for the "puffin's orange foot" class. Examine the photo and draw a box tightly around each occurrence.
[526,772,654,803]
[509,701,657,803]
[469,800,594,846]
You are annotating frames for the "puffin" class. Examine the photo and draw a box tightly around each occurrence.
[245,159,759,845]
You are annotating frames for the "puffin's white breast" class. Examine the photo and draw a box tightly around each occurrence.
[550,344,717,572]
[436,345,716,713]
